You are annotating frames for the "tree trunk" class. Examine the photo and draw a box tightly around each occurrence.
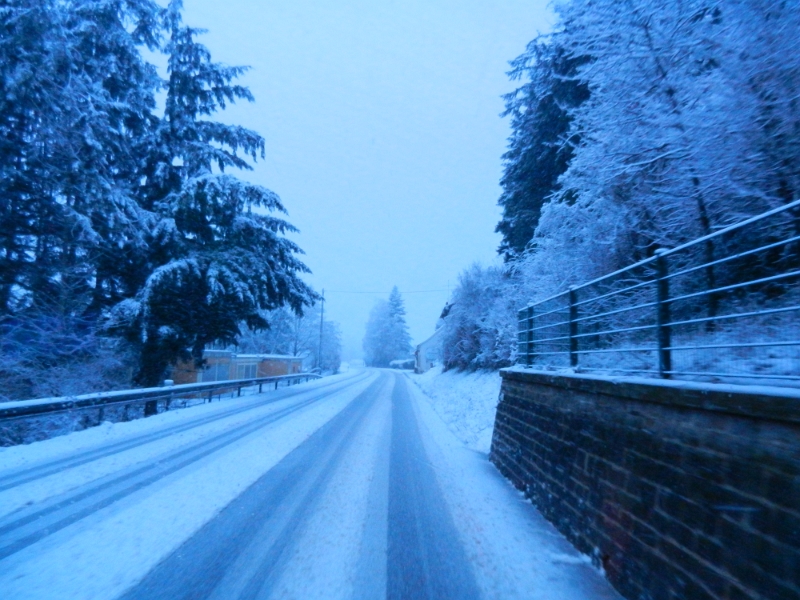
[693,178,717,331]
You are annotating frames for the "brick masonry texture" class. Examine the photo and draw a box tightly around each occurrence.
[490,369,800,600]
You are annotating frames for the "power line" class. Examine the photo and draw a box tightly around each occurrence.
[325,289,451,295]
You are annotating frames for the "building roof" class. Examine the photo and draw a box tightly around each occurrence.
[233,354,303,361]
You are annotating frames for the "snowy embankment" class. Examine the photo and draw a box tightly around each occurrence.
[407,366,501,454]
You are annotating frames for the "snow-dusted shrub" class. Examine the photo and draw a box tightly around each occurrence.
[442,264,518,371]
[0,305,133,402]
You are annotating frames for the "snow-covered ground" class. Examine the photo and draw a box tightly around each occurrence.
[0,372,376,599]
[0,368,621,599]
[406,379,618,599]
[407,366,501,453]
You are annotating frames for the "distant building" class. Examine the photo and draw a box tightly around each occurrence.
[171,350,303,384]
[414,327,444,373]
[233,354,304,379]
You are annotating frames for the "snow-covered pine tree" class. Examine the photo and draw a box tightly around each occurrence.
[387,286,412,358]
[497,39,588,261]
[0,0,66,315]
[362,300,392,367]
[0,0,161,316]
[362,287,411,367]
[60,0,162,318]
[119,0,315,389]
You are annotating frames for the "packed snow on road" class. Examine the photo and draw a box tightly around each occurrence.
[0,369,619,599]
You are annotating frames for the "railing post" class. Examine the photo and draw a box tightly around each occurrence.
[526,306,535,366]
[569,287,578,367]
[655,249,672,378]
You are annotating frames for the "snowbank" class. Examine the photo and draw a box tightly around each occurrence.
[406,366,501,454]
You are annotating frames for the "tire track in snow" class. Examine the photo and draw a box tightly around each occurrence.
[387,373,480,599]
[118,373,389,600]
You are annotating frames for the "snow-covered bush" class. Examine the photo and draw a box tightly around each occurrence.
[0,301,133,402]
[442,264,518,371]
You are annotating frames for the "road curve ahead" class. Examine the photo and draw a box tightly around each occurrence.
[0,370,620,600]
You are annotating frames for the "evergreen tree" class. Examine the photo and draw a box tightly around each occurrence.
[496,40,588,261]
[0,0,316,399]
[0,0,163,399]
[362,287,411,367]
[0,0,161,317]
[117,0,315,388]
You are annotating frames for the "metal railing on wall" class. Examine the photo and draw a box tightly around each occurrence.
[518,200,800,384]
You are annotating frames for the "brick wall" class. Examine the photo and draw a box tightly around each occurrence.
[490,369,800,600]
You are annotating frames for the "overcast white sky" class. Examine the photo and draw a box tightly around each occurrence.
[180,0,553,359]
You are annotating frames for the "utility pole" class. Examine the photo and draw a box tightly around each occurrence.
[317,289,325,371]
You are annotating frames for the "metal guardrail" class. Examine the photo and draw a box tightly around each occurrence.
[0,373,322,422]
[518,199,800,383]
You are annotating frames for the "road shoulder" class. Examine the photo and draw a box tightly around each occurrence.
[404,373,623,600]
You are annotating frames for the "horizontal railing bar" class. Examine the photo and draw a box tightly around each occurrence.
[667,270,800,305]
[666,233,800,282]
[525,199,800,310]
[529,305,571,320]
[573,301,658,324]
[665,371,800,381]
[528,334,572,344]
[0,373,321,421]
[572,278,655,308]
[0,391,198,422]
[574,347,657,354]
[573,322,658,338]
[663,198,800,259]
[666,304,800,328]
[667,340,800,351]
[528,320,572,333]
[515,365,659,374]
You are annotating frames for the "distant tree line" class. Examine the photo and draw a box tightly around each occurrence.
[0,0,317,400]
[236,305,342,374]
[444,0,800,371]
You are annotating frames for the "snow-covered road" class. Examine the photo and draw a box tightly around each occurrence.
[0,369,620,599]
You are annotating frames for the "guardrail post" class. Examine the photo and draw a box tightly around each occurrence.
[569,287,578,367]
[655,249,672,378]
[144,399,157,417]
